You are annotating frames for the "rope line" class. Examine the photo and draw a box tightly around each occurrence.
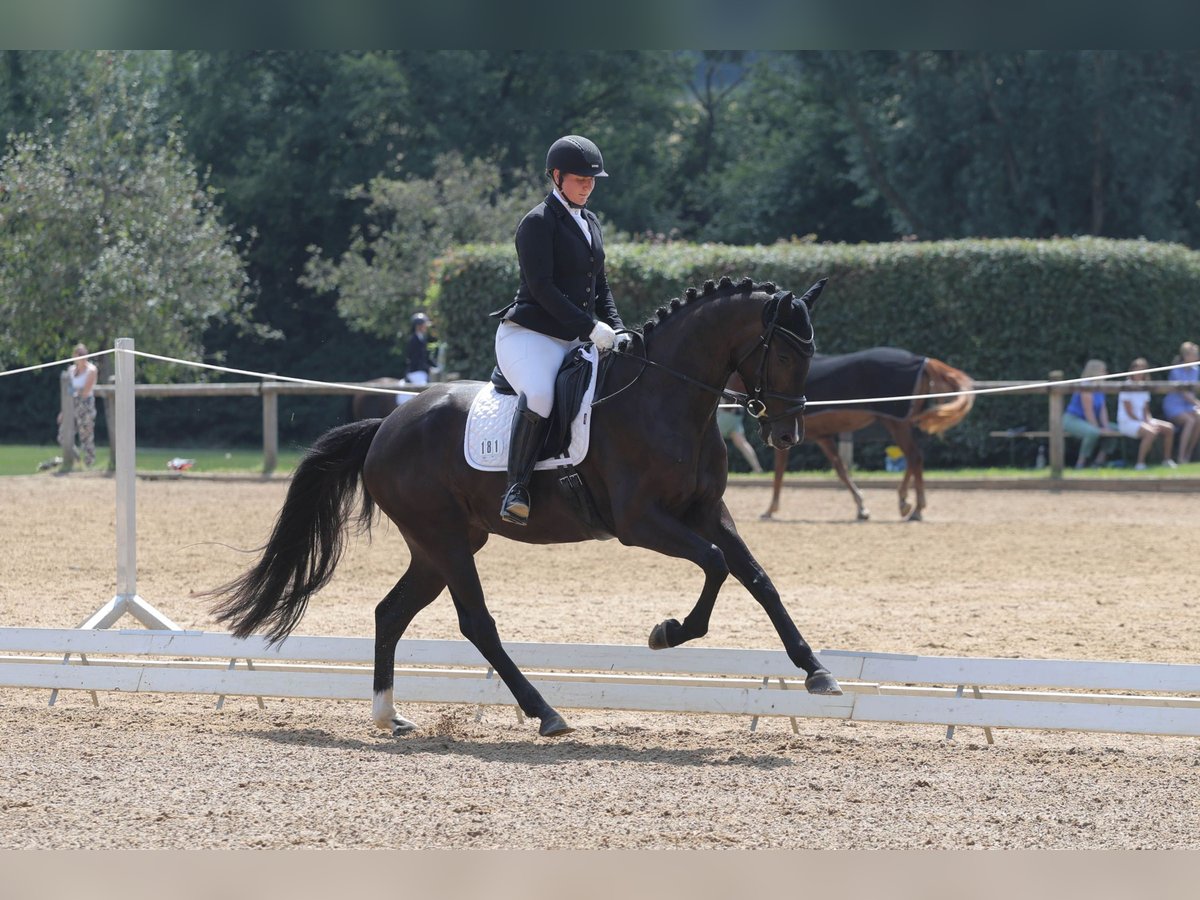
[1,346,1196,407]
[0,349,113,378]
[122,349,417,397]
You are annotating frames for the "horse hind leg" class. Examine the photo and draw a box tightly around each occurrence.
[885,422,923,521]
[372,555,448,735]
[436,535,572,738]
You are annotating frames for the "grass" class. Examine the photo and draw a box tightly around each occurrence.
[0,444,303,477]
[4,442,1196,481]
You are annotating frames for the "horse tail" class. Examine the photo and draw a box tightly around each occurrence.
[912,357,975,435]
[210,418,383,643]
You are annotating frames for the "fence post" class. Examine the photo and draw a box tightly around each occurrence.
[58,370,77,473]
[262,381,278,476]
[1048,370,1065,480]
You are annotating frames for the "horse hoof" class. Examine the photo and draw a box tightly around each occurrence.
[856,509,871,521]
[539,712,574,737]
[648,618,680,650]
[391,716,418,736]
[805,669,843,696]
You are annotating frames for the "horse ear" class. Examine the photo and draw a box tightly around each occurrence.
[798,277,828,313]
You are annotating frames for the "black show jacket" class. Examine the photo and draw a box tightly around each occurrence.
[491,194,624,341]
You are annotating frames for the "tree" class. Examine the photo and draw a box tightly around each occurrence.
[797,51,1200,244]
[0,52,253,379]
[302,152,542,339]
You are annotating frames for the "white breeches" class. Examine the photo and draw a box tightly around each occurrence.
[404,370,429,385]
[495,320,581,417]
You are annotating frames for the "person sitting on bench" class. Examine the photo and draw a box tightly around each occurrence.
[1063,358,1117,469]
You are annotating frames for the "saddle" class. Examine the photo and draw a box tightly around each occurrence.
[464,345,613,472]
[489,346,614,460]
[465,347,614,539]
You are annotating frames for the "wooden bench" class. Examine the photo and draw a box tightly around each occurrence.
[2,628,1200,739]
[990,428,1128,467]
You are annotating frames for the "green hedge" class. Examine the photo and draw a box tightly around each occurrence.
[432,238,1200,467]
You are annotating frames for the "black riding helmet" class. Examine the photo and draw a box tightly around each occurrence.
[545,135,608,179]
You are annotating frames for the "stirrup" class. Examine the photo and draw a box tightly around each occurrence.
[500,485,530,525]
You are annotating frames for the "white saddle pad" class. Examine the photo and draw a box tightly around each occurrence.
[464,345,599,472]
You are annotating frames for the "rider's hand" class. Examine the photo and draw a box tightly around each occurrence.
[614,332,633,352]
[589,320,617,351]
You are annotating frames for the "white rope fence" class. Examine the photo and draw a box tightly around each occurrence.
[3,346,1196,410]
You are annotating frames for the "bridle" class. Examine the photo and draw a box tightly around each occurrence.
[595,290,814,424]
[726,290,815,422]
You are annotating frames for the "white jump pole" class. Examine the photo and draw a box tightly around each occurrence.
[50,339,181,706]
[76,338,181,632]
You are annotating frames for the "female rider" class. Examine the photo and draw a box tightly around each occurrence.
[490,135,628,525]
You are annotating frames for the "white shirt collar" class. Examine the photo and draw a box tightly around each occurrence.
[553,189,587,217]
[553,190,591,243]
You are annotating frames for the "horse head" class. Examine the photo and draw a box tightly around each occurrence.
[738,278,824,450]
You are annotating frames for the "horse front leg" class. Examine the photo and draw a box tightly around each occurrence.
[814,437,869,521]
[760,447,788,519]
[613,505,730,650]
[710,503,842,695]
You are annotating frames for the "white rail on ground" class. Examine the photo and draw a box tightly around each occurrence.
[1,628,1198,739]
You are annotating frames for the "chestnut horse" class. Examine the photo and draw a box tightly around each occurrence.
[350,378,407,421]
[760,348,974,522]
[209,277,843,739]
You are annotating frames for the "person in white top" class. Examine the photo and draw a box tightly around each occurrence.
[1117,357,1176,470]
[61,342,99,467]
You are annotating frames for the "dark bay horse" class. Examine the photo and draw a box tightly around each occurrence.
[761,348,974,522]
[210,276,842,738]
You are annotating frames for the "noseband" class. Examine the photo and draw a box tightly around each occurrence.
[599,291,814,424]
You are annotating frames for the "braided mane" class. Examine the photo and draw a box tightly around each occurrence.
[638,275,781,341]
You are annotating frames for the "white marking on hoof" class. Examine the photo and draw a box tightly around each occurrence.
[372,690,397,731]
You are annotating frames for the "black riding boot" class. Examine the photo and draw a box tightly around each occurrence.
[500,395,549,526]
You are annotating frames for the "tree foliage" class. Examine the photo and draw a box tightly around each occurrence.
[6,50,1200,449]
[0,52,251,380]
[302,152,542,339]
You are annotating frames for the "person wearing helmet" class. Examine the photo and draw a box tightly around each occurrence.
[489,134,628,526]
[405,312,434,387]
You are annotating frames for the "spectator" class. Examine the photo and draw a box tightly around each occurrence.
[717,374,763,473]
[60,343,98,468]
[1117,357,1176,470]
[404,313,436,386]
[1162,341,1200,465]
[1063,358,1116,469]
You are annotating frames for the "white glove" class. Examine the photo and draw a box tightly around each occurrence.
[614,332,633,352]
[589,320,616,351]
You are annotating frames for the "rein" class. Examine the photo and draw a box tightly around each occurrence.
[593,291,812,424]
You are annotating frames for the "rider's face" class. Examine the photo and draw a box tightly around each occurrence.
[556,172,595,207]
